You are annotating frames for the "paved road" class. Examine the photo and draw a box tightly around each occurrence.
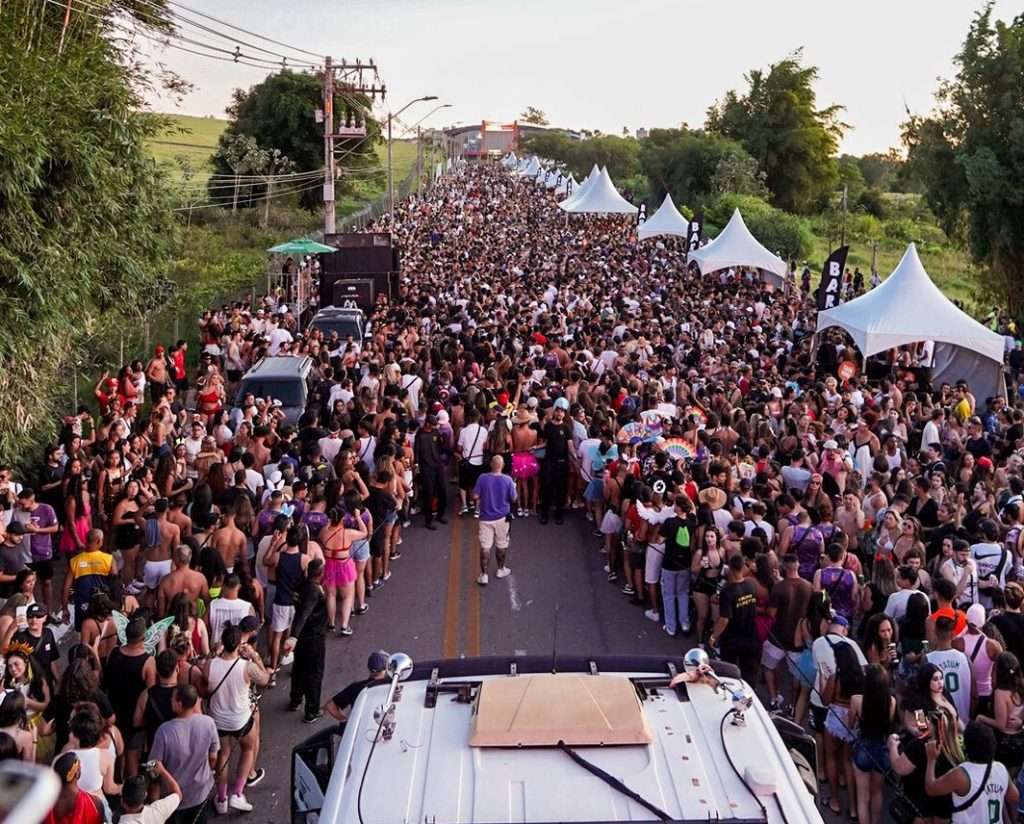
[244,504,846,823]
[246,504,687,822]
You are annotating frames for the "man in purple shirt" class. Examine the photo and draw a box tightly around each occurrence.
[472,456,517,585]
[14,488,57,611]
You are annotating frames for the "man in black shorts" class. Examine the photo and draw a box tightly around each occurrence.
[13,488,57,612]
[324,651,389,722]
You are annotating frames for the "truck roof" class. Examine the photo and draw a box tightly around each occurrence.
[312,654,822,824]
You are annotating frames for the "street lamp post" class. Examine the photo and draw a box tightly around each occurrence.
[388,95,438,227]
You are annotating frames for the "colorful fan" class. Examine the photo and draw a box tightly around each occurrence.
[616,421,657,445]
[686,406,708,426]
[661,438,696,464]
[640,409,671,426]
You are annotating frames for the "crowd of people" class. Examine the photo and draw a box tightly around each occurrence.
[2,160,1024,824]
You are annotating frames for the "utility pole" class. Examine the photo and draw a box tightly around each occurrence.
[323,55,335,236]
[839,184,848,248]
[387,111,393,226]
[416,126,423,195]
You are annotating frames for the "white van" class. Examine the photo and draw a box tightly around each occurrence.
[292,652,822,824]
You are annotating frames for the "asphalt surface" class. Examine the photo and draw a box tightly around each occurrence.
[244,502,846,823]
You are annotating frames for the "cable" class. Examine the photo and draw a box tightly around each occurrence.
[171,177,324,211]
[355,711,388,824]
[166,0,325,60]
[719,708,769,818]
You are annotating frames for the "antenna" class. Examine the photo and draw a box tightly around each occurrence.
[550,602,559,674]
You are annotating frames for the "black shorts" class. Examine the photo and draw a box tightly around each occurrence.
[27,560,54,581]
[809,704,828,733]
[217,714,255,739]
[458,462,484,491]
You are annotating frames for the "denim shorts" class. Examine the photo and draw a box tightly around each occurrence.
[853,737,891,773]
[350,538,370,563]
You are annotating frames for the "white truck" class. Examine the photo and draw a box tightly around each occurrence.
[291,651,822,824]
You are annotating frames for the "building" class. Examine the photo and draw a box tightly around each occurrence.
[441,122,582,161]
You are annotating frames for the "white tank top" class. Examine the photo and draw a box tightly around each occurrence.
[952,761,1009,824]
[926,648,973,723]
[70,747,102,795]
[207,656,251,732]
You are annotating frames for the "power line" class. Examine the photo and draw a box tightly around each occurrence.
[171,176,325,211]
[166,0,324,60]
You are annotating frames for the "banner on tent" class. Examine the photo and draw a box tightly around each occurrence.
[816,246,849,310]
[685,209,703,254]
[637,204,647,226]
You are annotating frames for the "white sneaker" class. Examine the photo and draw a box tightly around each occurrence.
[680,623,691,634]
[477,573,489,585]
[603,564,611,573]
[229,793,253,812]
[644,609,661,623]
[214,798,229,816]
[495,567,511,579]
[280,651,294,667]
[662,625,677,636]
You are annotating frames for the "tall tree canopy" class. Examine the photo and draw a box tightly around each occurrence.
[902,5,1024,310]
[519,106,550,126]
[639,128,760,208]
[210,70,380,210]
[518,132,640,184]
[0,0,179,463]
[706,52,845,214]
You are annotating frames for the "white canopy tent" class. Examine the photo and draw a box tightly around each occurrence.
[558,168,636,215]
[558,164,600,209]
[637,193,690,240]
[816,243,1006,399]
[518,156,541,177]
[688,209,787,285]
[502,152,518,168]
[544,170,561,189]
[555,173,579,196]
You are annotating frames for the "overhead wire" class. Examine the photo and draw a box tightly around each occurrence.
[171,176,325,211]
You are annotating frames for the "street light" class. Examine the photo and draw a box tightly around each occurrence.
[396,104,452,194]
[388,95,438,226]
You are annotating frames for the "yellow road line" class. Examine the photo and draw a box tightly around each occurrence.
[466,518,480,658]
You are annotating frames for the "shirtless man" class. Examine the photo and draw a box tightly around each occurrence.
[167,495,192,540]
[212,503,248,575]
[156,545,209,618]
[143,498,180,606]
[145,346,169,404]
[836,493,865,554]
[249,426,271,473]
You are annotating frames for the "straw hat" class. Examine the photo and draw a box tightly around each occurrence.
[698,487,727,511]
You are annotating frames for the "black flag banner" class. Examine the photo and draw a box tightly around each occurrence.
[816,246,849,310]
[637,204,647,226]
[685,209,704,254]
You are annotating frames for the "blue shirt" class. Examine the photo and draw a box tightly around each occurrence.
[473,472,516,521]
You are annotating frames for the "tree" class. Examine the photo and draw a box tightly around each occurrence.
[520,106,549,126]
[210,70,379,209]
[639,128,754,208]
[710,151,768,198]
[902,6,1024,309]
[0,0,179,464]
[706,51,846,213]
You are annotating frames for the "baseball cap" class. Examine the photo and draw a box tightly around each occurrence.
[829,614,850,629]
[26,603,47,619]
[977,456,994,469]
[823,440,838,450]
[239,615,260,634]
[553,397,570,411]
[367,650,390,673]
[966,603,986,628]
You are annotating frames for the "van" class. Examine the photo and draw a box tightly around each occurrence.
[233,356,312,425]
[292,651,822,824]
[309,306,366,343]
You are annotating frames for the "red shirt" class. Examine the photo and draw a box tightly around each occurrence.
[44,790,103,824]
[173,350,186,380]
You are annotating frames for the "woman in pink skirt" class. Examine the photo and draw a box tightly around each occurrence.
[510,409,540,517]
[319,507,366,636]
[59,462,92,554]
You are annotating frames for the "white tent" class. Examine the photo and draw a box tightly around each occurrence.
[637,193,690,240]
[517,156,541,177]
[558,167,636,214]
[688,209,787,285]
[502,152,518,168]
[559,164,600,209]
[816,243,1005,398]
[435,162,443,179]
[544,170,561,189]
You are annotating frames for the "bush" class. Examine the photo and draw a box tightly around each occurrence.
[705,194,815,261]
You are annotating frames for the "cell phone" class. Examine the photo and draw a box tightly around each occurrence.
[914,709,928,731]
[0,760,59,824]
[15,606,26,626]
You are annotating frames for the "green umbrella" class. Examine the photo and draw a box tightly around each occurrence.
[267,238,337,254]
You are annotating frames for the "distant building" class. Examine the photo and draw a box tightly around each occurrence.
[443,122,582,160]
[636,128,648,141]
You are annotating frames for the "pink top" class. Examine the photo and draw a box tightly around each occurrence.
[962,630,995,697]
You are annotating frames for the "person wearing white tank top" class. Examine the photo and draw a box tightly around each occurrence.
[928,617,974,724]
[925,722,1017,824]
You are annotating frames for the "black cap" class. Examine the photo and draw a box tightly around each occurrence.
[26,603,47,618]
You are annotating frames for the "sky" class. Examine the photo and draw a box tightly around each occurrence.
[142,0,1020,157]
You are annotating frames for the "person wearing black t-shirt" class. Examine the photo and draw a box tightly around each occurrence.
[711,554,760,684]
[660,498,695,636]
[324,650,389,722]
[537,400,575,525]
